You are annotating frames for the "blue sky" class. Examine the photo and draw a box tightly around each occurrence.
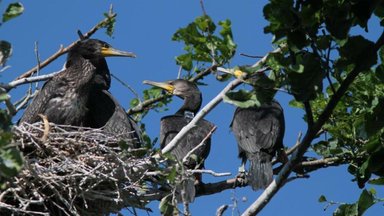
[1,1,383,215]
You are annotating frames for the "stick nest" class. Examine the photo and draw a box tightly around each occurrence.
[0,122,161,216]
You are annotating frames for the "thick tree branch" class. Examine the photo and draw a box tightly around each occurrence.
[15,13,117,80]
[241,31,384,216]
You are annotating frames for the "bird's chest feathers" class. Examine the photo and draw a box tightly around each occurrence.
[47,87,89,124]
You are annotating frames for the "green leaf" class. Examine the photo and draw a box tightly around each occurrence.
[325,4,352,40]
[318,195,327,203]
[0,93,9,101]
[286,52,325,101]
[357,189,375,215]
[333,203,358,216]
[339,36,377,71]
[289,99,304,108]
[159,194,175,216]
[0,147,23,178]
[175,53,193,71]
[2,2,24,23]
[195,15,215,33]
[102,11,116,37]
[368,177,384,185]
[0,40,12,66]
[224,89,260,108]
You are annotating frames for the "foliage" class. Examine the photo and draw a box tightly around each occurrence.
[2,2,23,23]
[319,189,383,216]
[172,15,236,75]
[256,0,384,214]
[0,1,24,188]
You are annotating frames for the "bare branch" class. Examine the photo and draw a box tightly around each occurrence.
[189,169,231,177]
[216,205,229,216]
[4,70,62,91]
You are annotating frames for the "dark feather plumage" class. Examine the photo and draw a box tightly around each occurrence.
[19,38,135,128]
[87,89,142,148]
[144,79,215,178]
[231,100,285,190]
[160,115,214,169]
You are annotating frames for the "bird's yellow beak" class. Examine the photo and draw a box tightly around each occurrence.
[143,80,175,93]
[233,70,246,78]
[219,68,246,79]
[101,47,136,58]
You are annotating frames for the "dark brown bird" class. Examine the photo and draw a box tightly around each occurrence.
[224,69,285,190]
[87,89,142,148]
[19,38,136,126]
[143,79,214,182]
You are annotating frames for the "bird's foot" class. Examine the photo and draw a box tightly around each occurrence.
[234,173,248,188]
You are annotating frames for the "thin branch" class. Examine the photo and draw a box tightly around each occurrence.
[241,31,384,216]
[199,0,207,17]
[34,41,41,89]
[216,205,229,216]
[3,70,62,91]
[111,73,141,102]
[15,12,117,80]
[239,53,264,58]
[189,169,231,177]
[182,126,217,164]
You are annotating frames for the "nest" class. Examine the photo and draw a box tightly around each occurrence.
[0,122,163,216]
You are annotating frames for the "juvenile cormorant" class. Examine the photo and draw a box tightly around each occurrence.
[87,89,142,148]
[143,79,215,182]
[19,39,136,126]
[225,70,285,190]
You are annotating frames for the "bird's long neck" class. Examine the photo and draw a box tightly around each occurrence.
[66,53,111,90]
[176,92,202,116]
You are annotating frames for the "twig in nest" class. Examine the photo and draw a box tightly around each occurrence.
[37,114,50,142]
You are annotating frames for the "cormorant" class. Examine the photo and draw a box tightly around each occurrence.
[143,79,215,182]
[87,89,142,148]
[225,70,286,190]
[19,38,136,126]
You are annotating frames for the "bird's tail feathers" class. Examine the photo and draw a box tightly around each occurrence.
[248,152,273,190]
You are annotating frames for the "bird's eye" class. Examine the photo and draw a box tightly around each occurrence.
[103,44,110,49]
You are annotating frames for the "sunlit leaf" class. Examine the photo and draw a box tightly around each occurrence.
[2,2,24,23]
[318,195,327,203]
[357,189,375,215]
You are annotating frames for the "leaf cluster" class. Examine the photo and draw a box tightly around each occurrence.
[172,15,236,74]
[0,2,23,188]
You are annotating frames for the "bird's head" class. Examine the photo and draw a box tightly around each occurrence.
[71,39,136,59]
[143,79,200,99]
[143,79,202,115]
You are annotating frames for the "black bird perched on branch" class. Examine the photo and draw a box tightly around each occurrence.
[19,36,136,127]
[223,69,286,190]
[143,79,215,183]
